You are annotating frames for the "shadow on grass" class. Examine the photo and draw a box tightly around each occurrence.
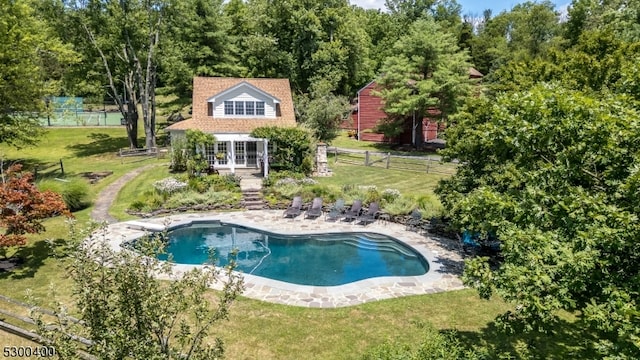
[0,158,51,173]
[0,239,61,280]
[454,318,596,359]
[66,132,132,157]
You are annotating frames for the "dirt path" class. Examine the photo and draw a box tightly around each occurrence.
[90,164,161,223]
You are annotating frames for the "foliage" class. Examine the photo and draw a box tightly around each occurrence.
[377,18,472,144]
[250,126,314,175]
[0,165,70,257]
[383,196,418,216]
[363,321,482,360]
[437,84,640,358]
[37,178,92,212]
[170,137,189,172]
[296,89,351,143]
[0,0,70,147]
[153,177,188,195]
[170,130,216,176]
[34,221,244,359]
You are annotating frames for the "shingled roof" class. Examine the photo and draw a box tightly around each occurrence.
[166,77,297,133]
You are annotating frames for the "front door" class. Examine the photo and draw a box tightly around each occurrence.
[235,141,246,166]
[246,142,257,167]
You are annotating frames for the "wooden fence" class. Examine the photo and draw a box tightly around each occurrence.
[327,147,457,175]
[0,294,95,359]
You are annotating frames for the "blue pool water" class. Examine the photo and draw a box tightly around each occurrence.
[159,222,428,286]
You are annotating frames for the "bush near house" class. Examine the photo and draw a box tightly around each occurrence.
[250,126,315,175]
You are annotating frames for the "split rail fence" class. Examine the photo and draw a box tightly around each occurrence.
[328,147,458,175]
[0,294,95,359]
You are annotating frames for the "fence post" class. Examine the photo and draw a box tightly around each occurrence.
[426,156,430,173]
[365,151,369,166]
[386,152,391,169]
[59,159,64,176]
[334,148,338,163]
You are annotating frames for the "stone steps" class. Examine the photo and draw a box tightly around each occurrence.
[241,189,266,210]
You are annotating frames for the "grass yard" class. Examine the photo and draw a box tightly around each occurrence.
[0,127,589,359]
[317,159,449,198]
[329,131,439,156]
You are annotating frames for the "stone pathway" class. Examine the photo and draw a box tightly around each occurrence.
[90,163,162,223]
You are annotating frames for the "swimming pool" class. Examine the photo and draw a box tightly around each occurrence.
[159,222,429,286]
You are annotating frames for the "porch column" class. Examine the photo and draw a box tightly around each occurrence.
[230,139,235,174]
[263,139,269,177]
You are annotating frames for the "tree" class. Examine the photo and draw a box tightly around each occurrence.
[377,18,472,145]
[67,0,169,149]
[436,84,640,358]
[297,81,351,143]
[0,0,72,147]
[0,164,70,258]
[161,0,244,101]
[34,223,244,359]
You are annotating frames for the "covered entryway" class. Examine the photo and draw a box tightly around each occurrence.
[206,134,269,176]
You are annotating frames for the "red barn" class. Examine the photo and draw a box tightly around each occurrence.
[344,68,483,144]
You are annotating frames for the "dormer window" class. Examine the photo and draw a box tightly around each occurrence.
[256,101,265,116]
[224,101,234,115]
[246,101,255,115]
[235,101,244,115]
[219,100,268,117]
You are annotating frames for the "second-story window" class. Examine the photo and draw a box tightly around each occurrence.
[224,101,234,115]
[245,101,255,115]
[256,101,265,116]
[235,101,244,115]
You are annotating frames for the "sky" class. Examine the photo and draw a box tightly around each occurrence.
[352,0,570,17]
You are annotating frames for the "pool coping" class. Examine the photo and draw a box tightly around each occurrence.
[98,210,465,308]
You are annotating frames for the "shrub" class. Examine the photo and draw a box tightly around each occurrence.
[415,194,444,219]
[273,183,303,199]
[38,178,92,212]
[299,184,340,202]
[153,177,187,195]
[129,200,147,211]
[166,190,208,208]
[383,196,418,216]
[382,188,401,202]
[250,126,315,174]
[187,177,209,193]
[363,322,482,360]
[363,188,382,205]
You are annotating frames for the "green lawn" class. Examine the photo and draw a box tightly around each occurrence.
[329,131,439,156]
[317,159,449,197]
[0,127,589,359]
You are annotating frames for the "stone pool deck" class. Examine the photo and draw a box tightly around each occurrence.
[99,210,466,308]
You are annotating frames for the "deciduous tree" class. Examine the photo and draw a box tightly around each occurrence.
[437,84,640,358]
[34,223,244,359]
[0,0,72,147]
[0,164,70,258]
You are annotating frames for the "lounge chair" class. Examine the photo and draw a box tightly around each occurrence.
[358,202,380,226]
[324,198,345,221]
[283,196,303,218]
[406,209,422,231]
[342,200,363,222]
[305,197,323,219]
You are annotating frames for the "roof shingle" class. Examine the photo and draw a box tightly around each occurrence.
[167,77,297,133]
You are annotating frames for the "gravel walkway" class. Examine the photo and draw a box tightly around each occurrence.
[90,164,162,223]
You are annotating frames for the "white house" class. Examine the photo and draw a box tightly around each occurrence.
[166,77,297,175]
